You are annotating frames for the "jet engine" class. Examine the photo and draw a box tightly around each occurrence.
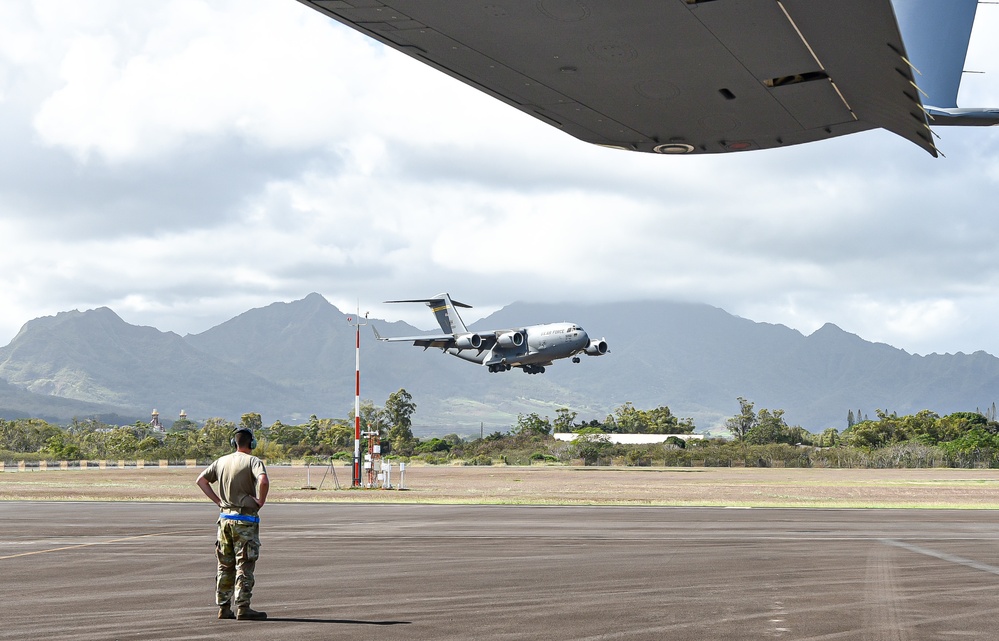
[454,333,483,349]
[495,331,525,348]
[585,339,608,355]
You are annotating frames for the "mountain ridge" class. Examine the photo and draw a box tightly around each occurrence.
[2,294,997,436]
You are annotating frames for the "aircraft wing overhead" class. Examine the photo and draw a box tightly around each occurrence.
[297,0,934,155]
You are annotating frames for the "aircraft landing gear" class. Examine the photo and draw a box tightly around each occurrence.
[572,357,581,364]
[488,363,512,373]
[523,365,546,374]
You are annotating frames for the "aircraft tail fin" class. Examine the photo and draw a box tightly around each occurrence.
[893,0,979,109]
[384,293,471,335]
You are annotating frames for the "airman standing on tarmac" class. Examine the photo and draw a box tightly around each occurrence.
[196,427,269,621]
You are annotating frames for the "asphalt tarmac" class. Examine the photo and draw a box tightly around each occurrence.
[3,502,999,640]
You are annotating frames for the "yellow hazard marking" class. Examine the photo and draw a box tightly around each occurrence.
[431,305,448,313]
[0,530,198,561]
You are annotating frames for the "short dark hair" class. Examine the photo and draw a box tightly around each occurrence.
[234,429,253,448]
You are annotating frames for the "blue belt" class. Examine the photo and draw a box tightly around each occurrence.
[220,513,259,523]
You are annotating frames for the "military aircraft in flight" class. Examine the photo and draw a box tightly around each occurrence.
[297,0,996,156]
[373,293,608,374]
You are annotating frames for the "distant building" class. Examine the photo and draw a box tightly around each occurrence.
[150,409,164,433]
[553,433,704,445]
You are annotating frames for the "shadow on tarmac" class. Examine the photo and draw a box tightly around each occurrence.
[264,618,411,626]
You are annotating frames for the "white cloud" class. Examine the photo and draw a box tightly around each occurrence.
[31,1,376,161]
[28,0,543,165]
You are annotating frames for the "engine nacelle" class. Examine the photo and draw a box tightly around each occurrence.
[585,339,608,356]
[454,333,483,349]
[495,330,525,348]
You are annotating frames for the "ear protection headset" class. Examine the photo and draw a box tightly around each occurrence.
[231,427,257,450]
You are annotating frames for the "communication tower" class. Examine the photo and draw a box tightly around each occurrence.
[347,310,368,487]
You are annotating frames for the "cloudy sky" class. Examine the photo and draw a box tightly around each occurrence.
[2,0,999,357]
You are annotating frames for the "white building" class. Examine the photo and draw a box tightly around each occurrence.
[553,433,704,445]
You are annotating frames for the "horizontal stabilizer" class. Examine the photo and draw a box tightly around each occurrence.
[925,107,999,127]
[385,295,472,309]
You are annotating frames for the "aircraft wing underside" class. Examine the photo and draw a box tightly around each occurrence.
[298,0,935,155]
[379,333,456,349]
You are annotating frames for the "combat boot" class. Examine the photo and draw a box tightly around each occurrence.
[217,604,235,620]
[236,605,267,621]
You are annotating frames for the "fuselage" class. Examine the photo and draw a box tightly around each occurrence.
[446,322,589,367]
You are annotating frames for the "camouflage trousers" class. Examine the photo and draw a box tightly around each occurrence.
[215,518,260,607]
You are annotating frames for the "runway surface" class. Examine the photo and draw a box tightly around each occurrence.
[3,502,999,640]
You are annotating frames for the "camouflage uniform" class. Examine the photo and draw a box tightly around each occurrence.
[215,514,260,607]
[198,451,267,608]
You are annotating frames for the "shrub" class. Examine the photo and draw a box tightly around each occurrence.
[419,454,449,465]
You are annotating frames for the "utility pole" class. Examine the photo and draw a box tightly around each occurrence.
[347,309,368,488]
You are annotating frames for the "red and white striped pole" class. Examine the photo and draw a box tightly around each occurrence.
[348,310,367,487]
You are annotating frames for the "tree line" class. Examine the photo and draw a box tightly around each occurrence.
[3,391,999,468]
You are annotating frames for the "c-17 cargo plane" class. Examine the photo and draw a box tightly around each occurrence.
[373,294,608,374]
[297,0,997,157]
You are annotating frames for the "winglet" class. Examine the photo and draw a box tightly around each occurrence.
[893,0,978,109]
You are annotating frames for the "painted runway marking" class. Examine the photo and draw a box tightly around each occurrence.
[881,539,999,576]
[0,530,198,561]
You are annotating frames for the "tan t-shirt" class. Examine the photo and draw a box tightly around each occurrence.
[198,452,267,513]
